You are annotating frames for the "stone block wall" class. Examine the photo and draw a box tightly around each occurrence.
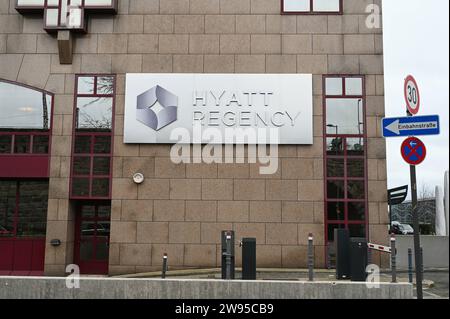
[0,0,388,275]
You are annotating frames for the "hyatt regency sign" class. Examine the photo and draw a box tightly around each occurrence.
[124,74,313,145]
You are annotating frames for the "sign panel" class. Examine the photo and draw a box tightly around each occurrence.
[401,137,427,165]
[124,74,313,145]
[382,115,440,138]
[404,75,420,115]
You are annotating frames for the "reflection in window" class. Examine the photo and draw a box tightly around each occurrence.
[346,138,364,156]
[326,99,364,135]
[324,75,367,266]
[0,81,52,130]
[0,80,53,155]
[326,137,343,155]
[71,75,115,199]
[76,98,113,130]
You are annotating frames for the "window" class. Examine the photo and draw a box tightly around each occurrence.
[282,0,342,14]
[70,75,115,199]
[323,75,367,266]
[0,180,48,238]
[0,80,53,155]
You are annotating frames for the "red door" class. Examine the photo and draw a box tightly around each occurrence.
[74,203,111,275]
[0,180,47,276]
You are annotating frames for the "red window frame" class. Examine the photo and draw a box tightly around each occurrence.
[69,74,116,200]
[322,75,369,264]
[281,0,343,15]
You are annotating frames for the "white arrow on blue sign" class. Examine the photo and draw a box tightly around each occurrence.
[382,115,440,138]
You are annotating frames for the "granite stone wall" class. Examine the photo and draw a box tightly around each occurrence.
[0,0,388,276]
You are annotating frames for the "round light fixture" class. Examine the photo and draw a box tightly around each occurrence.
[132,173,145,184]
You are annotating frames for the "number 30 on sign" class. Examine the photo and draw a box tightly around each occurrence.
[404,75,420,115]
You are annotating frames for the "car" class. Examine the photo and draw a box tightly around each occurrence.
[391,222,414,235]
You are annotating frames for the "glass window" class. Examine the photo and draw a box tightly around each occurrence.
[93,157,110,176]
[326,137,344,155]
[346,138,364,156]
[81,205,96,218]
[326,99,364,135]
[77,77,95,95]
[313,0,341,12]
[93,136,111,154]
[345,78,363,96]
[327,202,345,221]
[73,156,91,175]
[347,158,365,177]
[72,178,90,197]
[74,135,91,154]
[283,0,309,12]
[283,0,341,13]
[71,75,115,199]
[97,205,111,218]
[0,181,16,237]
[327,159,344,177]
[76,97,113,130]
[324,75,368,254]
[347,181,365,199]
[348,202,366,221]
[92,178,109,197]
[32,135,50,154]
[327,180,345,199]
[0,135,12,154]
[0,181,48,238]
[0,81,52,130]
[14,135,31,153]
[97,77,114,95]
[326,78,343,96]
[16,181,48,237]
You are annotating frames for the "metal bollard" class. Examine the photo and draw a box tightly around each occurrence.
[308,233,314,281]
[161,253,168,279]
[225,231,232,280]
[390,233,397,283]
[408,248,413,283]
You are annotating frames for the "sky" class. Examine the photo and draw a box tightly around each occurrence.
[382,0,449,197]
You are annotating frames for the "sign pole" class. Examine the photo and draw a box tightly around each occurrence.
[406,106,423,299]
[410,163,423,299]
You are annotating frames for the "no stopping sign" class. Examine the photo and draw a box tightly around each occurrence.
[404,75,420,115]
[401,137,427,165]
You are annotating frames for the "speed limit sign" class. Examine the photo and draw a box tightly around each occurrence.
[404,75,420,115]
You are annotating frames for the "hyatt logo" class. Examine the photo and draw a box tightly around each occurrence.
[136,86,179,131]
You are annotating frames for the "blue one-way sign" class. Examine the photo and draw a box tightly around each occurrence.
[382,115,440,138]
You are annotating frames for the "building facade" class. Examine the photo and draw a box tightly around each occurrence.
[0,0,388,276]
